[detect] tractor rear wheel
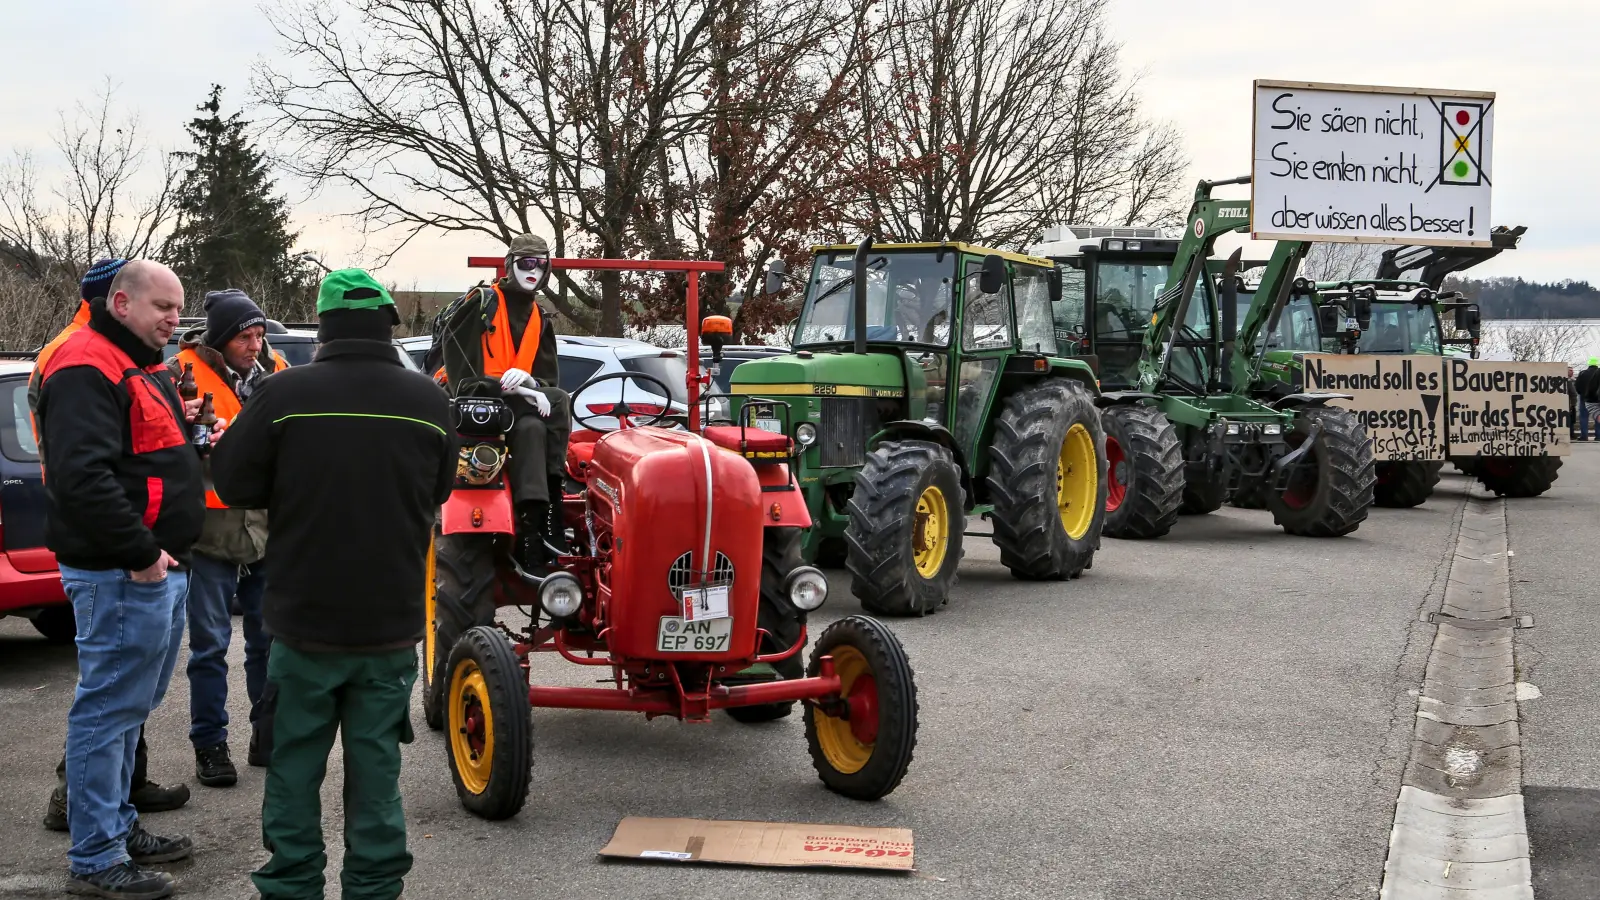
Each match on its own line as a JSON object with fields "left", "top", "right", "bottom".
{"left": 1268, "top": 408, "right": 1376, "bottom": 537}
{"left": 1474, "top": 456, "right": 1562, "bottom": 498}
{"left": 805, "top": 615, "right": 918, "bottom": 801}
{"left": 1100, "top": 405, "right": 1183, "bottom": 539}
{"left": 988, "top": 378, "right": 1106, "bottom": 580}
{"left": 1373, "top": 461, "right": 1443, "bottom": 508}
{"left": 445, "top": 626, "right": 532, "bottom": 820}
{"left": 725, "top": 526, "right": 807, "bottom": 724}
{"left": 845, "top": 441, "right": 964, "bottom": 616}
{"left": 425, "top": 531, "right": 498, "bottom": 731}
{"left": 1451, "top": 456, "right": 1482, "bottom": 477}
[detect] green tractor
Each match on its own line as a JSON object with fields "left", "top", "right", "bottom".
{"left": 720, "top": 239, "right": 1108, "bottom": 616}
{"left": 1035, "top": 177, "right": 1376, "bottom": 539}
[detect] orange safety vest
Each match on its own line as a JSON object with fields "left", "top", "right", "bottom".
{"left": 177, "top": 347, "right": 287, "bottom": 508}
{"left": 29, "top": 300, "right": 94, "bottom": 446}
{"left": 481, "top": 285, "right": 543, "bottom": 380}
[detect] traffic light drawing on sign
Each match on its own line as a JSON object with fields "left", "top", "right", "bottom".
{"left": 1430, "top": 99, "right": 1491, "bottom": 191}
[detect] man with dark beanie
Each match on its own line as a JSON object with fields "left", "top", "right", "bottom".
{"left": 211, "top": 269, "right": 454, "bottom": 900}
{"left": 166, "top": 288, "right": 289, "bottom": 787}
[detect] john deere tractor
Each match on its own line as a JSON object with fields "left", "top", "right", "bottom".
{"left": 720, "top": 239, "right": 1107, "bottom": 616}
{"left": 1035, "top": 177, "right": 1376, "bottom": 539}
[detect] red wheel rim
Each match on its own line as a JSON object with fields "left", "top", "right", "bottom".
{"left": 1105, "top": 435, "right": 1128, "bottom": 512}
{"left": 846, "top": 674, "right": 880, "bottom": 745}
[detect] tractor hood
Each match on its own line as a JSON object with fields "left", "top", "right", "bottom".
{"left": 727, "top": 351, "right": 907, "bottom": 398}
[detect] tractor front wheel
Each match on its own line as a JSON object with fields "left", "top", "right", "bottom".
{"left": 445, "top": 626, "right": 532, "bottom": 820}
{"left": 1474, "top": 456, "right": 1562, "bottom": 498}
{"left": 725, "top": 526, "right": 807, "bottom": 724}
{"left": 1268, "top": 408, "right": 1376, "bottom": 537}
{"left": 425, "top": 530, "right": 499, "bottom": 730}
{"left": 1373, "top": 461, "right": 1443, "bottom": 508}
{"left": 845, "top": 440, "right": 964, "bottom": 616}
{"left": 1100, "top": 405, "right": 1183, "bottom": 539}
{"left": 805, "top": 616, "right": 918, "bottom": 801}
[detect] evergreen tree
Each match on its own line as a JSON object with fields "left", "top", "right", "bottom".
{"left": 166, "top": 85, "right": 315, "bottom": 319}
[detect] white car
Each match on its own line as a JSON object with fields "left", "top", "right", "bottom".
{"left": 556, "top": 336, "right": 689, "bottom": 431}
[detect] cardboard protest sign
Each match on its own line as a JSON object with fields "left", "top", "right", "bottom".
{"left": 1302, "top": 354, "right": 1446, "bottom": 461}
{"left": 1252, "top": 81, "right": 1494, "bottom": 247}
{"left": 1442, "top": 358, "right": 1570, "bottom": 457}
{"left": 599, "top": 817, "right": 915, "bottom": 871}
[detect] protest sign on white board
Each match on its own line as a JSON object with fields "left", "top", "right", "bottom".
{"left": 1252, "top": 81, "right": 1494, "bottom": 247}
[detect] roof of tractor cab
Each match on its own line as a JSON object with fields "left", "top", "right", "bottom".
{"left": 811, "top": 241, "right": 1053, "bottom": 268}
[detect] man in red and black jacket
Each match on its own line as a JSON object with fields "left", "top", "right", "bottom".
{"left": 36, "top": 260, "right": 207, "bottom": 899}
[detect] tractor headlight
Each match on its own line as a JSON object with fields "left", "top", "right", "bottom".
{"left": 1264, "top": 423, "right": 1282, "bottom": 435}
{"left": 539, "top": 572, "right": 584, "bottom": 618}
{"left": 794, "top": 422, "right": 818, "bottom": 447}
{"left": 1225, "top": 422, "right": 1241, "bottom": 435}
{"left": 784, "top": 566, "right": 828, "bottom": 611}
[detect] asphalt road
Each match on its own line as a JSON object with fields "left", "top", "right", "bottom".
{"left": 0, "top": 454, "right": 1588, "bottom": 899}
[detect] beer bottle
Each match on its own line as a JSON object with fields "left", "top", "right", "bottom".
{"left": 179, "top": 362, "right": 198, "bottom": 403}
{"left": 193, "top": 391, "right": 216, "bottom": 456}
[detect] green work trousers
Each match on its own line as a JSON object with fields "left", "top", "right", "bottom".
{"left": 252, "top": 643, "right": 417, "bottom": 900}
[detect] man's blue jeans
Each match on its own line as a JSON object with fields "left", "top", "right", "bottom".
{"left": 187, "top": 554, "right": 271, "bottom": 749}
{"left": 61, "top": 565, "right": 187, "bottom": 875}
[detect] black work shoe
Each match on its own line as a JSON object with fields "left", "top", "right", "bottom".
{"left": 43, "top": 783, "right": 68, "bottom": 832}
{"left": 246, "top": 729, "right": 270, "bottom": 768}
{"left": 126, "top": 820, "right": 193, "bottom": 864}
{"left": 65, "top": 861, "right": 174, "bottom": 899}
{"left": 129, "top": 781, "right": 190, "bottom": 814}
{"left": 193, "top": 743, "right": 237, "bottom": 787}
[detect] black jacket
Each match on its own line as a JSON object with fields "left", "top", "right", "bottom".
{"left": 37, "top": 303, "right": 205, "bottom": 571}
{"left": 1577, "top": 366, "right": 1600, "bottom": 403}
{"left": 210, "top": 339, "right": 456, "bottom": 650}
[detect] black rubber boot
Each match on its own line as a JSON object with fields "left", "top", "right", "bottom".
{"left": 516, "top": 501, "right": 551, "bottom": 573}
{"left": 129, "top": 781, "right": 190, "bottom": 813}
{"left": 43, "top": 782, "right": 67, "bottom": 832}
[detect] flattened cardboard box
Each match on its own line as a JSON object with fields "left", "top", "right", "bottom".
{"left": 599, "top": 816, "right": 915, "bottom": 871}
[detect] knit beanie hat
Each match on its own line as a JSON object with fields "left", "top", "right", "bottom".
{"left": 80, "top": 258, "right": 127, "bottom": 302}
{"left": 203, "top": 289, "right": 268, "bottom": 350}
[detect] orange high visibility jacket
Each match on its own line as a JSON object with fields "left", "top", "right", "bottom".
{"left": 175, "top": 347, "right": 288, "bottom": 508}
{"left": 436, "top": 284, "right": 544, "bottom": 387}
{"left": 28, "top": 300, "right": 94, "bottom": 446}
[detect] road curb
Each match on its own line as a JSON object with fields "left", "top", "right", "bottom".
{"left": 1380, "top": 489, "right": 1532, "bottom": 900}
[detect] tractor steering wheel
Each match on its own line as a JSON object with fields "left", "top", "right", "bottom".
{"left": 570, "top": 371, "right": 676, "bottom": 432}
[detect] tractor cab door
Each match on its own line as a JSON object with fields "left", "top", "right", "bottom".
{"left": 950, "top": 255, "right": 1015, "bottom": 463}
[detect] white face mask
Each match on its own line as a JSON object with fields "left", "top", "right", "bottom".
{"left": 510, "top": 256, "right": 547, "bottom": 292}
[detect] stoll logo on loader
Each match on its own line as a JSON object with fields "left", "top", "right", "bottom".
{"left": 1218, "top": 206, "right": 1248, "bottom": 219}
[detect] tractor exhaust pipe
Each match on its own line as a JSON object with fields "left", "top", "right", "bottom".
{"left": 853, "top": 235, "right": 873, "bottom": 355}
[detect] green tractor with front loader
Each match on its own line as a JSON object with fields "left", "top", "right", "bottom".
{"left": 1034, "top": 177, "right": 1377, "bottom": 539}
{"left": 717, "top": 239, "right": 1108, "bottom": 616}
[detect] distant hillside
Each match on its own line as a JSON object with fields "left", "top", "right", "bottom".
{"left": 1444, "top": 276, "right": 1600, "bottom": 319}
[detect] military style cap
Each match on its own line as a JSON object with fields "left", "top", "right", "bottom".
{"left": 506, "top": 234, "right": 549, "bottom": 258}
{"left": 316, "top": 268, "right": 395, "bottom": 315}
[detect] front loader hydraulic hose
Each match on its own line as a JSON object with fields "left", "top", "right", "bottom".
{"left": 852, "top": 235, "right": 874, "bottom": 355}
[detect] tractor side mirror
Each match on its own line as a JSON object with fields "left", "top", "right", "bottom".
{"left": 1316, "top": 304, "right": 1342, "bottom": 336}
{"left": 764, "top": 259, "right": 787, "bottom": 295}
{"left": 1048, "top": 267, "right": 1063, "bottom": 303}
{"left": 1352, "top": 290, "right": 1374, "bottom": 331}
{"left": 1455, "top": 303, "right": 1481, "bottom": 337}
{"left": 979, "top": 254, "right": 1006, "bottom": 295}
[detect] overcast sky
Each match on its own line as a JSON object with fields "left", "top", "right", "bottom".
{"left": 2, "top": 0, "right": 1595, "bottom": 290}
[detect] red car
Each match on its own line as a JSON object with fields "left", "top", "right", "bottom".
{"left": 0, "top": 358, "right": 74, "bottom": 642}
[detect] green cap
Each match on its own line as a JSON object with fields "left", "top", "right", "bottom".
{"left": 1590, "top": 357, "right": 1598, "bottom": 367}
{"left": 316, "top": 268, "right": 394, "bottom": 315}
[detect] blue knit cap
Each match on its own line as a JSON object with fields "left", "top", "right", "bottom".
{"left": 80, "top": 258, "right": 127, "bottom": 301}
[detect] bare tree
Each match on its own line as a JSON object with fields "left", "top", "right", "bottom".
{"left": 1298, "top": 241, "right": 1384, "bottom": 282}
{"left": 0, "top": 86, "right": 178, "bottom": 349}
{"left": 1480, "top": 319, "right": 1593, "bottom": 365}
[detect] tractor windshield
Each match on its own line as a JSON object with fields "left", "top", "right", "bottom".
{"left": 1360, "top": 302, "right": 1442, "bottom": 354}
{"left": 794, "top": 251, "right": 953, "bottom": 347}
{"left": 1093, "top": 261, "right": 1171, "bottom": 341}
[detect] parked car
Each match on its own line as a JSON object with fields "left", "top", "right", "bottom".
{"left": 164, "top": 319, "right": 421, "bottom": 371}
{"left": 557, "top": 336, "right": 689, "bottom": 431}
{"left": 397, "top": 334, "right": 432, "bottom": 370}
{"left": 0, "top": 359, "right": 73, "bottom": 641}
{"left": 697, "top": 344, "right": 788, "bottom": 422}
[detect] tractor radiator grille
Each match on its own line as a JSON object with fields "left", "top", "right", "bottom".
{"left": 668, "top": 550, "right": 735, "bottom": 591}
{"left": 818, "top": 398, "right": 872, "bottom": 468}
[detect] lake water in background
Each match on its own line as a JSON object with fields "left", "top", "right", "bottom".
{"left": 1480, "top": 319, "right": 1600, "bottom": 367}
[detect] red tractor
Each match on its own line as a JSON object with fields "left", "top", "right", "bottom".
{"left": 422, "top": 257, "right": 919, "bottom": 820}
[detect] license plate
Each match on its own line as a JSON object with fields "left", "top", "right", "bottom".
{"left": 681, "top": 584, "right": 730, "bottom": 621}
{"left": 657, "top": 616, "right": 734, "bottom": 653}
{"left": 752, "top": 418, "right": 783, "bottom": 434}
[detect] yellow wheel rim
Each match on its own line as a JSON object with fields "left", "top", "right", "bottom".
{"left": 814, "top": 646, "right": 875, "bottom": 775}
{"left": 448, "top": 659, "right": 494, "bottom": 795}
{"left": 423, "top": 533, "right": 437, "bottom": 684}
{"left": 1058, "top": 423, "right": 1099, "bottom": 540}
{"left": 911, "top": 485, "right": 950, "bottom": 578}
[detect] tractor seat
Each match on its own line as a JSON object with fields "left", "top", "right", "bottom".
{"left": 565, "top": 429, "right": 604, "bottom": 482}
{"left": 702, "top": 425, "right": 793, "bottom": 457}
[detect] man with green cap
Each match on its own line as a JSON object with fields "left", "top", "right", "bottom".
{"left": 1577, "top": 357, "right": 1600, "bottom": 441}
{"left": 210, "top": 269, "right": 455, "bottom": 900}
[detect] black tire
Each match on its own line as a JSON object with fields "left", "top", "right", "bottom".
{"left": 845, "top": 441, "right": 963, "bottom": 616}
{"left": 804, "top": 615, "right": 918, "bottom": 801}
{"left": 725, "top": 527, "right": 807, "bottom": 724}
{"left": 987, "top": 379, "right": 1107, "bottom": 580}
{"left": 1180, "top": 474, "right": 1227, "bottom": 515}
{"left": 1373, "top": 461, "right": 1443, "bottom": 508}
{"left": 1474, "top": 456, "right": 1562, "bottom": 498}
{"left": 1100, "top": 405, "right": 1183, "bottom": 539}
{"left": 1450, "top": 456, "right": 1482, "bottom": 477}
{"left": 425, "top": 531, "right": 499, "bottom": 731}
{"left": 30, "top": 605, "right": 76, "bottom": 644}
{"left": 445, "top": 626, "right": 532, "bottom": 820}
{"left": 1268, "top": 408, "right": 1376, "bottom": 537}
